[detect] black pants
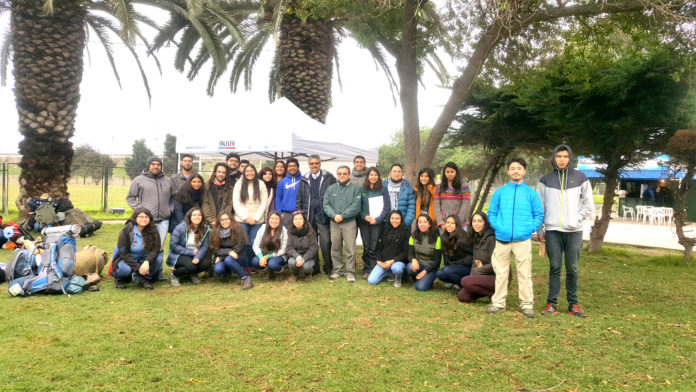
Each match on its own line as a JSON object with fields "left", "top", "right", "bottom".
{"left": 173, "top": 254, "right": 212, "bottom": 278}
{"left": 310, "top": 219, "right": 332, "bottom": 275}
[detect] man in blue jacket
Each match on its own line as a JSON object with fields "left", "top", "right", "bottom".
{"left": 486, "top": 158, "right": 544, "bottom": 318}
{"left": 276, "top": 158, "right": 302, "bottom": 227}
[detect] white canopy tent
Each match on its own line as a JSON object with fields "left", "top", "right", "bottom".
{"left": 176, "top": 97, "right": 378, "bottom": 162}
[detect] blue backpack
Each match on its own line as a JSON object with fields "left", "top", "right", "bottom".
{"left": 8, "top": 232, "right": 77, "bottom": 297}
{"left": 3, "top": 249, "right": 37, "bottom": 281}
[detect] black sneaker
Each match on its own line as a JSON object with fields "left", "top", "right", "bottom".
{"left": 142, "top": 280, "right": 154, "bottom": 290}
{"left": 114, "top": 280, "right": 127, "bottom": 289}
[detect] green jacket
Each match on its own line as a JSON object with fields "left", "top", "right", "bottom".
{"left": 323, "top": 181, "right": 362, "bottom": 221}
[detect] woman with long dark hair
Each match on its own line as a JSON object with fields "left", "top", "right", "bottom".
{"left": 359, "top": 166, "right": 390, "bottom": 278}
{"left": 406, "top": 214, "right": 442, "bottom": 291}
{"left": 258, "top": 166, "right": 277, "bottom": 218}
{"left": 251, "top": 211, "right": 288, "bottom": 280}
{"left": 210, "top": 212, "right": 253, "bottom": 290}
{"left": 166, "top": 207, "right": 211, "bottom": 286}
{"left": 172, "top": 173, "right": 205, "bottom": 231}
{"left": 285, "top": 211, "right": 318, "bottom": 282}
{"left": 414, "top": 168, "right": 437, "bottom": 225}
{"left": 113, "top": 208, "right": 162, "bottom": 290}
{"left": 434, "top": 162, "right": 472, "bottom": 228}
{"left": 367, "top": 210, "right": 410, "bottom": 287}
{"left": 436, "top": 214, "right": 473, "bottom": 288}
{"left": 274, "top": 160, "right": 287, "bottom": 185}
{"left": 458, "top": 211, "right": 502, "bottom": 303}
{"left": 233, "top": 164, "right": 268, "bottom": 246}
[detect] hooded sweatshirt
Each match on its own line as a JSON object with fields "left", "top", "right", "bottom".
{"left": 126, "top": 169, "right": 175, "bottom": 221}
{"left": 537, "top": 145, "right": 595, "bottom": 233}
{"left": 276, "top": 171, "right": 303, "bottom": 214}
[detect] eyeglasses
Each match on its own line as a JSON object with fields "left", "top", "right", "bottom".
{"left": 337, "top": 172, "right": 349, "bottom": 176}
{"left": 309, "top": 162, "right": 320, "bottom": 166}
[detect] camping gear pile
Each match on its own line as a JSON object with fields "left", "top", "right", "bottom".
{"left": 25, "top": 195, "right": 102, "bottom": 237}
{"left": 1, "top": 225, "right": 107, "bottom": 296}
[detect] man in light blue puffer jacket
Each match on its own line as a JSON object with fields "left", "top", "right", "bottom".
{"left": 486, "top": 158, "right": 544, "bottom": 318}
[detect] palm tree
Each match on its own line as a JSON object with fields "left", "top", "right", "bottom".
{"left": 152, "top": 0, "right": 424, "bottom": 124}
{"left": 0, "top": 0, "right": 159, "bottom": 215}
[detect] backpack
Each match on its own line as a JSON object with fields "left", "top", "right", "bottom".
{"left": 3, "top": 249, "right": 37, "bottom": 281}
{"left": 64, "top": 209, "right": 101, "bottom": 237}
{"left": 34, "top": 203, "right": 59, "bottom": 226}
{"left": 74, "top": 245, "right": 108, "bottom": 276}
{"left": 7, "top": 227, "right": 78, "bottom": 297}
{"left": 66, "top": 275, "right": 86, "bottom": 295}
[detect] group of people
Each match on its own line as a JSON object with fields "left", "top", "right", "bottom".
{"left": 117, "top": 144, "right": 593, "bottom": 318}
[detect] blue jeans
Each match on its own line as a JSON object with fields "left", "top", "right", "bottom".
{"left": 214, "top": 255, "right": 249, "bottom": 278}
{"left": 406, "top": 262, "right": 438, "bottom": 291}
{"left": 436, "top": 264, "right": 472, "bottom": 285}
{"left": 545, "top": 230, "right": 583, "bottom": 307}
{"left": 114, "top": 258, "right": 161, "bottom": 281}
{"left": 155, "top": 220, "right": 169, "bottom": 273}
{"left": 251, "top": 256, "right": 287, "bottom": 271}
{"left": 241, "top": 223, "right": 261, "bottom": 247}
{"left": 367, "top": 261, "right": 405, "bottom": 285}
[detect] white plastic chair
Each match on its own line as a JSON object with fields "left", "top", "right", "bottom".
{"left": 652, "top": 207, "right": 667, "bottom": 225}
{"left": 642, "top": 206, "right": 654, "bottom": 224}
{"left": 663, "top": 207, "right": 674, "bottom": 225}
{"left": 622, "top": 206, "right": 634, "bottom": 220}
{"left": 636, "top": 205, "right": 646, "bottom": 221}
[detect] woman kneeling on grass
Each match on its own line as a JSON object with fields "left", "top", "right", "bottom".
{"left": 458, "top": 212, "right": 500, "bottom": 302}
{"left": 210, "top": 212, "right": 253, "bottom": 290}
{"left": 114, "top": 208, "right": 162, "bottom": 290}
{"left": 286, "top": 211, "right": 318, "bottom": 283}
{"left": 251, "top": 211, "right": 288, "bottom": 280}
{"left": 436, "top": 214, "right": 473, "bottom": 290}
{"left": 167, "top": 207, "right": 211, "bottom": 287}
{"left": 367, "top": 210, "right": 410, "bottom": 287}
{"left": 406, "top": 214, "right": 442, "bottom": 291}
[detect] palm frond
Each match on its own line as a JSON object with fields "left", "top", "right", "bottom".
{"left": 366, "top": 43, "right": 398, "bottom": 104}
{"left": 0, "top": 28, "right": 11, "bottom": 86}
{"left": 92, "top": 11, "right": 152, "bottom": 103}
{"left": 424, "top": 50, "right": 450, "bottom": 86}
{"left": 334, "top": 50, "right": 342, "bottom": 93}
{"left": 267, "top": 48, "right": 280, "bottom": 101}
{"left": 42, "top": 0, "right": 53, "bottom": 15}
{"left": 149, "top": 14, "right": 189, "bottom": 52}
{"left": 229, "top": 26, "right": 271, "bottom": 92}
{"left": 85, "top": 15, "right": 123, "bottom": 89}
{"left": 108, "top": 0, "right": 140, "bottom": 44}
{"left": 186, "top": 0, "right": 206, "bottom": 17}
{"left": 174, "top": 25, "right": 201, "bottom": 72}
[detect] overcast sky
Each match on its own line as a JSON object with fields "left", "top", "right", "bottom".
{"left": 0, "top": 7, "right": 455, "bottom": 159}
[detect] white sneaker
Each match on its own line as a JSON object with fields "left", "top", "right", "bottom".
{"left": 346, "top": 274, "right": 356, "bottom": 283}
{"left": 394, "top": 275, "right": 402, "bottom": 288}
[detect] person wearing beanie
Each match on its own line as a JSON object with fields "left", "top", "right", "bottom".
{"left": 126, "top": 155, "right": 175, "bottom": 280}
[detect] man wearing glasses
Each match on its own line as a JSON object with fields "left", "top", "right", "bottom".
{"left": 297, "top": 155, "right": 336, "bottom": 275}
{"left": 323, "top": 166, "right": 362, "bottom": 283}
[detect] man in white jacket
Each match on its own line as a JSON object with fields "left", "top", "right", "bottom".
{"left": 537, "top": 145, "right": 594, "bottom": 318}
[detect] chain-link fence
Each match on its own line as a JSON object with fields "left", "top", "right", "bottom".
{"left": 0, "top": 163, "right": 216, "bottom": 216}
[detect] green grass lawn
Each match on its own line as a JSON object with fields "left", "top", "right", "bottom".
{"left": 0, "top": 225, "right": 694, "bottom": 391}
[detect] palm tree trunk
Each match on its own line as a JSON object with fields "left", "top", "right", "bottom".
{"left": 278, "top": 14, "right": 334, "bottom": 123}
{"left": 11, "top": 0, "right": 86, "bottom": 217}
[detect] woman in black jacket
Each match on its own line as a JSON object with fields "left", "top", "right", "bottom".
{"left": 286, "top": 211, "right": 318, "bottom": 283}
{"left": 367, "top": 210, "right": 410, "bottom": 287}
{"left": 436, "top": 214, "right": 473, "bottom": 289}
{"left": 113, "top": 208, "right": 161, "bottom": 290}
{"left": 172, "top": 173, "right": 205, "bottom": 232}
{"left": 458, "top": 211, "right": 499, "bottom": 302}
{"left": 210, "top": 212, "right": 253, "bottom": 290}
